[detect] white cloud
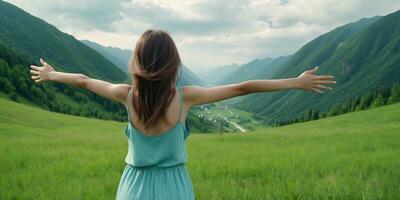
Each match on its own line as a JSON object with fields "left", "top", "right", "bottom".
{"left": 5, "top": 0, "right": 400, "bottom": 71}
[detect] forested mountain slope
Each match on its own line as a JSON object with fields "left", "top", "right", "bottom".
{"left": 0, "top": 1, "right": 126, "bottom": 82}
{"left": 236, "top": 12, "right": 400, "bottom": 123}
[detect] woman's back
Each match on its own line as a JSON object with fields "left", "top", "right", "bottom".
{"left": 126, "top": 86, "right": 187, "bottom": 136}
{"left": 123, "top": 86, "right": 190, "bottom": 167}
{"left": 116, "top": 85, "right": 194, "bottom": 200}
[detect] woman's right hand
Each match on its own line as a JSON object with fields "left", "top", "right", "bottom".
{"left": 30, "top": 58, "right": 56, "bottom": 83}
{"left": 295, "top": 66, "right": 336, "bottom": 93}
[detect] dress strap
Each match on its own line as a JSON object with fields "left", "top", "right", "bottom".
{"left": 177, "top": 86, "right": 183, "bottom": 121}
{"left": 126, "top": 89, "right": 133, "bottom": 124}
{"left": 177, "top": 86, "right": 191, "bottom": 139}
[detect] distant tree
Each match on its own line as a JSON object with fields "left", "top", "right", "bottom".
{"left": 342, "top": 99, "right": 354, "bottom": 114}
{"left": 0, "top": 59, "right": 8, "bottom": 75}
{"left": 371, "top": 94, "right": 385, "bottom": 108}
{"left": 388, "top": 83, "right": 400, "bottom": 104}
{"left": 351, "top": 96, "right": 361, "bottom": 112}
{"left": 312, "top": 109, "right": 319, "bottom": 120}
{"left": 328, "top": 104, "right": 341, "bottom": 116}
{"left": 73, "top": 92, "right": 90, "bottom": 103}
{"left": 356, "top": 92, "right": 374, "bottom": 110}
{"left": 0, "top": 77, "right": 15, "bottom": 94}
{"left": 9, "top": 92, "right": 19, "bottom": 102}
{"left": 17, "top": 82, "right": 29, "bottom": 98}
{"left": 308, "top": 109, "right": 313, "bottom": 121}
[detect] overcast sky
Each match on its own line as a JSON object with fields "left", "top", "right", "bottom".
{"left": 5, "top": 0, "right": 400, "bottom": 71}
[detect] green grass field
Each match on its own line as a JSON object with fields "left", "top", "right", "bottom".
{"left": 0, "top": 98, "right": 399, "bottom": 199}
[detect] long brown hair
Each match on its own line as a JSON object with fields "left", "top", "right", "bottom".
{"left": 128, "top": 29, "right": 181, "bottom": 129}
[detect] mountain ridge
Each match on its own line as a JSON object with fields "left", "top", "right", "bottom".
{"left": 235, "top": 12, "right": 400, "bottom": 123}
{"left": 81, "top": 40, "right": 131, "bottom": 73}
{"left": 0, "top": 1, "right": 127, "bottom": 82}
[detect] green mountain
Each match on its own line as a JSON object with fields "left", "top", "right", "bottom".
{"left": 180, "top": 65, "right": 206, "bottom": 86}
{"left": 0, "top": 1, "right": 127, "bottom": 82}
{"left": 0, "top": 42, "right": 128, "bottom": 121}
{"left": 197, "top": 63, "right": 241, "bottom": 85}
{"left": 251, "top": 56, "right": 291, "bottom": 80}
{"left": 81, "top": 40, "right": 131, "bottom": 73}
{"left": 199, "top": 55, "right": 290, "bottom": 86}
{"left": 236, "top": 12, "right": 400, "bottom": 123}
{"left": 217, "top": 56, "right": 291, "bottom": 85}
{"left": 0, "top": 1, "right": 132, "bottom": 122}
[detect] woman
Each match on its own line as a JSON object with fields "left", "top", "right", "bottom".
{"left": 29, "top": 29, "right": 335, "bottom": 199}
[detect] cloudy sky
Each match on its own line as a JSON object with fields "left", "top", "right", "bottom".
{"left": 5, "top": 0, "right": 400, "bottom": 72}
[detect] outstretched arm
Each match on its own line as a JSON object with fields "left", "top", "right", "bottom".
{"left": 184, "top": 66, "right": 335, "bottom": 106}
{"left": 30, "top": 58, "right": 130, "bottom": 104}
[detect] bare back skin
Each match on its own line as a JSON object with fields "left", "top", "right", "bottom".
{"left": 126, "top": 87, "right": 190, "bottom": 136}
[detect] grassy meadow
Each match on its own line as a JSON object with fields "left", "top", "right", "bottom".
{"left": 0, "top": 98, "right": 399, "bottom": 199}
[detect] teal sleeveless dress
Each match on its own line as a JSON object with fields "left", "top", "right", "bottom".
{"left": 116, "top": 86, "right": 194, "bottom": 200}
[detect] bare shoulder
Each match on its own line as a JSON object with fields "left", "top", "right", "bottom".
{"left": 181, "top": 85, "right": 194, "bottom": 98}
{"left": 121, "top": 84, "right": 132, "bottom": 91}
{"left": 181, "top": 85, "right": 203, "bottom": 106}
{"left": 116, "top": 84, "right": 132, "bottom": 105}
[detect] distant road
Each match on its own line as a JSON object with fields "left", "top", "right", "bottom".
{"left": 229, "top": 121, "right": 246, "bottom": 132}
{"left": 217, "top": 113, "right": 246, "bottom": 132}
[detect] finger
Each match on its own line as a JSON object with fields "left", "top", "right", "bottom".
{"left": 311, "top": 88, "right": 323, "bottom": 93}
{"left": 308, "top": 66, "right": 318, "bottom": 74}
{"left": 40, "top": 58, "right": 47, "bottom": 65}
{"left": 315, "top": 80, "right": 336, "bottom": 84}
{"left": 317, "top": 75, "right": 335, "bottom": 80}
{"left": 30, "top": 65, "right": 41, "bottom": 70}
{"left": 35, "top": 78, "right": 42, "bottom": 83}
{"left": 30, "top": 70, "right": 40, "bottom": 75}
{"left": 315, "top": 85, "right": 332, "bottom": 90}
{"left": 31, "top": 75, "right": 40, "bottom": 80}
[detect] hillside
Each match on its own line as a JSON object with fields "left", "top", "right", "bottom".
{"left": 180, "top": 65, "right": 206, "bottom": 86}
{"left": 0, "top": 1, "right": 132, "bottom": 122}
{"left": 0, "top": 38, "right": 128, "bottom": 121}
{"left": 81, "top": 40, "right": 131, "bottom": 73}
{"left": 197, "top": 63, "right": 241, "bottom": 85}
{"left": 217, "top": 55, "right": 291, "bottom": 85}
{"left": 0, "top": 1, "right": 126, "bottom": 82}
{"left": 198, "top": 56, "right": 290, "bottom": 85}
{"left": 236, "top": 12, "right": 400, "bottom": 123}
{"left": 1, "top": 98, "right": 399, "bottom": 199}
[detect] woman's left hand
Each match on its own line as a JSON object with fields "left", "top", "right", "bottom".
{"left": 30, "top": 58, "right": 55, "bottom": 83}
{"left": 295, "top": 66, "right": 336, "bottom": 93}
